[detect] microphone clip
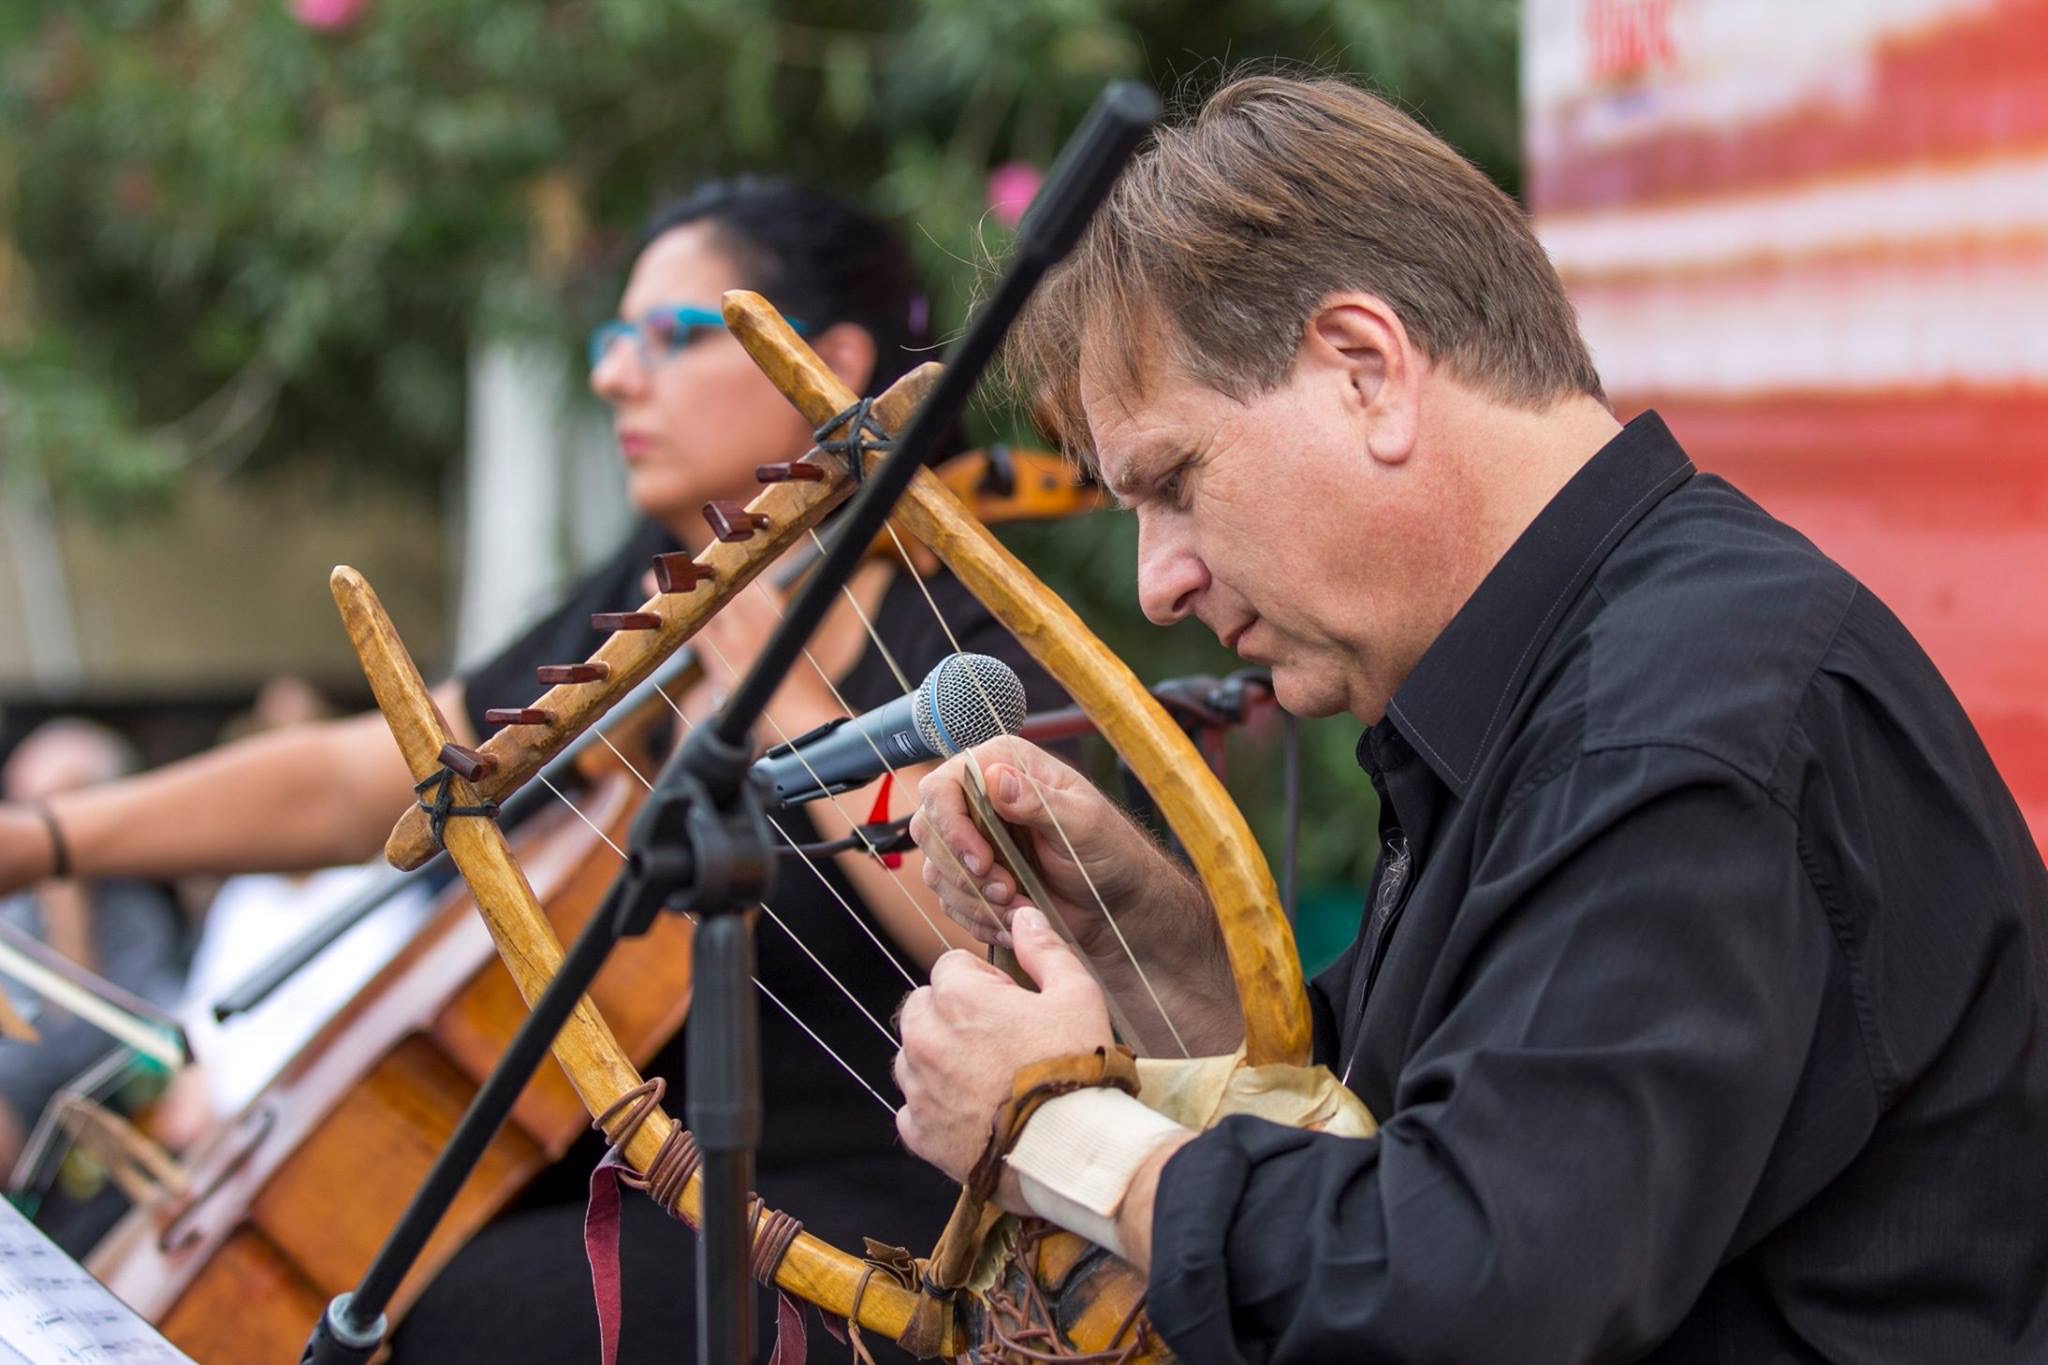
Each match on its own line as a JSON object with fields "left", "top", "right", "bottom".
{"left": 610, "top": 723, "right": 781, "bottom": 939}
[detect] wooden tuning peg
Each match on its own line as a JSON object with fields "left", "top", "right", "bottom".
{"left": 437, "top": 743, "right": 497, "bottom": 783}
{"left": 537, "top": 662, "right": 610, "bottom": 685}
{"left": 704, "top": 500, "right": 772, "bottom": 543}
{"left": 652, "top": 552, "right": 712, "bottom": 593}
{"left": 483, "top": 707, "right": 554, "bottom": 727}
{"left": 591, "top": 611, "right": 663, "bottom": 632}
{"left": 756, "top": 461, "right": 827, "bottom": 483}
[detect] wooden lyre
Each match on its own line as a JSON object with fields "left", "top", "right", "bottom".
{"left": 317, "top": 285, "right": 1368, "bottom": 1358}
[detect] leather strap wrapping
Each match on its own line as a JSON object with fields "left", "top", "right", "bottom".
{"left": 965, "top": 1046, "right": 1142, "bottom": 1208}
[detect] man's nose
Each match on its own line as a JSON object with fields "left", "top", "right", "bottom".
{"left": 1135, "top": 511, "right": 1207, "bottom": 627}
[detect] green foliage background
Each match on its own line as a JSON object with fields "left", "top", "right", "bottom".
{"left": 0, "top": 0, "right": 1520, "bottom": 896}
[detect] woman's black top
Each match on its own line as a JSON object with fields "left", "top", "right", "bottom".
{"left": 396, "top": 519, "right": 1065, "bottom": 1363}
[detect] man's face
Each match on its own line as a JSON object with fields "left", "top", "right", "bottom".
{"left": 1082, "top": 322, "right": 1456, "bottom": 723}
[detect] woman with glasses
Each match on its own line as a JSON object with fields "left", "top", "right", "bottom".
{"left": 396, "top": 176, "right": 1065, "bottom": 1363}
{"left": 0, "top": 178, "right": 1063, "bottom": 1361}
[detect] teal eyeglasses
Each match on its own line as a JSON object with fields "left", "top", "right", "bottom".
{"left": 587, "top": 305, "right": 808, "bottom": 373}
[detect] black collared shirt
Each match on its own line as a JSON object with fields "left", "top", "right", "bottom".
{"left": 1148, "top": 413, "right": 2048, "bottom": 1363}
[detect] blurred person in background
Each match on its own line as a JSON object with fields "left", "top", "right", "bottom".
{"left": 0, "top": 177, "right": 1062, "bottom": 1361}
{"left": 0, "top": 720, "right": 189, "bottom": 1173}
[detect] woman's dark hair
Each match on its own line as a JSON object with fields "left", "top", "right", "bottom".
{"left": 636, "top": 177, "right": 931, "bottom": 397}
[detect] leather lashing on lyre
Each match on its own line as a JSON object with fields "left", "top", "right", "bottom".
{"left": 586, "top": 1080, "right": 813, "bottom": 1364}
{"left": 982, "top": 1223, "right": 1153, "bottom": 1363}
{"left": 410, "top": 767, "right": 499, "bottom": 849}
{"left": 594, "top": 1082, "right": 808, "bottom": 1262}
{"left": 965, "top": 1047, "right": 1142, "bottom": 1213}
{"left": 812, "top": 397, "right": 894, "bottom": 489}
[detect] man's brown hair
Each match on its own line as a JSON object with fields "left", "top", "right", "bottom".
{"left": 1009, "top": 73, "right": 1604, "bottom": 457}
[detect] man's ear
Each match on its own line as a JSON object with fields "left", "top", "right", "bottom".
{"left": 1304, "top": 295, "right": 1420, "bottom": 467}
{"left": 810, "top": 322, "right": 881, "bottom": 395}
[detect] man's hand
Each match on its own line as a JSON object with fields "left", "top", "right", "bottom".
{"left": 894, "top": 905, "right": 1114, "bottom": 1206}
{"left": 908, "top": 739, "right": 1192, "bottom": 958}
{"left": 909, "top": 739, "right": 1248, "bottom": 1057}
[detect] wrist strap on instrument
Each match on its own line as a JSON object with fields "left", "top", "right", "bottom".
{"left": 919, "top": 1044, "right": 1143, "bottom": 1304}
{"left": 1008, "top": 1086, "right": 1188, "bottom": 1258}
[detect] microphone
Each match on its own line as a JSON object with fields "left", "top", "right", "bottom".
{"left": 756, "top": 653, "right": 1026, "bottom": 805}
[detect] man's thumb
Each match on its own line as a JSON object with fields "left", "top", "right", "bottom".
{"left": 986, "top": 762, "right": 1049, "bottom": 827}
{"left": 1010, "top": 905, "right": 1084, "bottom": 993}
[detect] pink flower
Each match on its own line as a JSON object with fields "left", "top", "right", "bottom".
{"left": 986, "top": 162, "right": 1044, "bottom": 230}
{"left": 292, "top": 0, "right": 367, "bottom": 32}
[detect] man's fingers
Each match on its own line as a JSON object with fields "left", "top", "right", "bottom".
{"left": 894, "top": 1104, "right": 922, "bottom": 1156}
{"left": 897, "top": 984, "right": 932, "bottom": 1036}
{"left": 915, "top": 761, "right": 995, "bottom": 879}
{"left": 980, "top": 761, "right": 1041, "bottom": 826}
{"left": 936, "top": 900, "right": 1009, "bottom": 946}
{"left": 1007, "top": 905, "right": 1091, "bottom": 997}
{"left": 974, "top": 737, "right": 1084, "bottom": 816}
{"left": 910, "top": 803, "right": 994, "bottom": 907}
{"left": 928, "top": 946, "right": 1008, "bottom": 989}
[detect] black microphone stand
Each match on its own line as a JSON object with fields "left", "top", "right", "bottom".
{"left": 300, "top": 80, "right": 1158, "bottom": 1365}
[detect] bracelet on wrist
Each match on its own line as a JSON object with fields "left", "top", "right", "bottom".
{"left": 31, "top": 803, "right": 72, "bottom": 880}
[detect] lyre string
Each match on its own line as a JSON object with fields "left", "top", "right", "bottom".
{"left": 538, "top": 773, "right": 626, "bottom": 859}
{"left": 640, "top": 662, "right": 922, "bottom": 980}
{"left": 753, "top": 972, "right": 896, "bottom": 1117}
{"left": 695, "top": 629, "right": 959, "bottom": 960}
{"left": 821, "top": 561, "right": 913, "bottom": 694}
{"left": 745, "top": 567, "right": 1013, "bottom": 948}
{"left": 529, "top": 714, "right": 905, "bottom": 1104}
{"left": 877, "top": 524, "right": 1192, "bottom": 1058}
{"left": 761, "top": 810, "right": 917, "bottom": 994}
{"left": 596, "top": 682, "right": 918, "bottom": 1004}
{"left": 754, "top": 899, "right": 899, "bottom": 1048}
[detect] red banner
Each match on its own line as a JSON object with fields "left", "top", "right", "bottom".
{"left": 1527, "top": 0, "right": 2048, "bottom": 844}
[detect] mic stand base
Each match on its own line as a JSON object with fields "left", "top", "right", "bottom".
{"left": 302, "top": 1294, "right": 385, "bottom": 1365}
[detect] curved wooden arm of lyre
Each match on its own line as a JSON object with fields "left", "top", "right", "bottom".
{"left": 381, "top": 364, "right": 944, "bottom": 872}
{"left": 721, "top": 289, "right": 1311, "bottom": 1068}
{"left": 333, "top": 566, "right": 944, "bottom": 1350}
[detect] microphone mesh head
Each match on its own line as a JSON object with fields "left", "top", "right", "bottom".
{"left": 912, "top": 653, "right": 1027, "bottom": 757}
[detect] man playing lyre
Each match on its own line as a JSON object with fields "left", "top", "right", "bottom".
{"left": 900, "top": 74, "right": 2048, "bottom": 1363}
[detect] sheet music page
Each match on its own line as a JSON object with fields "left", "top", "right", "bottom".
{"left": 0, "top": 1202, "right": 192, "bottom": 1363}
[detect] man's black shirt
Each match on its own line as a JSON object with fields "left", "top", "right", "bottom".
{"left": 1148, "top": 413, "right": 2048, "bottom": 1362}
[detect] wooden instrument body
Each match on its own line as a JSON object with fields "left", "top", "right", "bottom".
{"left": 86, "top": 748, "right": 689, "bottom": 1362}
